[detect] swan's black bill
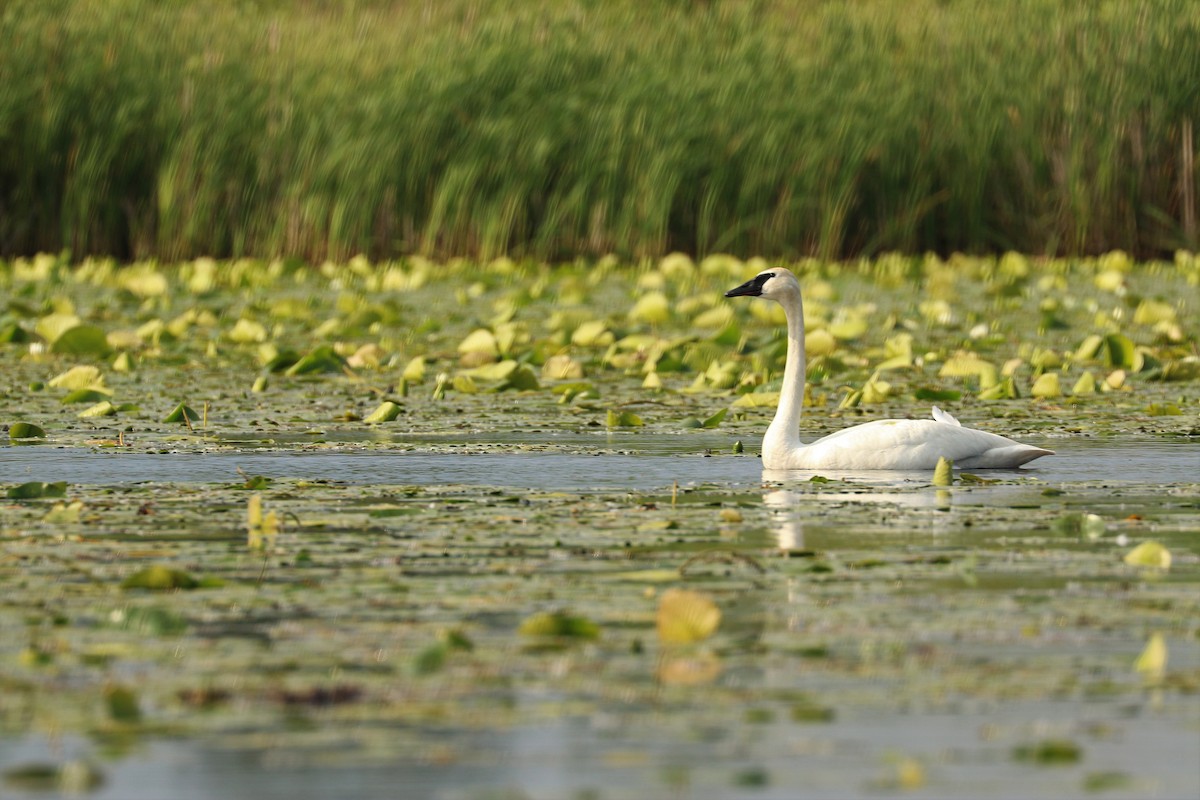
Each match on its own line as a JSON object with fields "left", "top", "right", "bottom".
{"left": 725, "top": 272, "right": 774, "bottom": 298}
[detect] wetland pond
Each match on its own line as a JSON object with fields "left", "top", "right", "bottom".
{"left": 2, "top": 254, "right": 1199, "bottom": 799}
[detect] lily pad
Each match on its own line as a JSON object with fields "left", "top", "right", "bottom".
{"left": 60, "top": 388, "right": 111, "bottom": 404}
{"left": 121, "top": 565, "right": 200, "bottom": 591}
{"left": 6, "top": 481, "right": 68, "bottom": 499}
{"left": 932, "top": 457, "right": 954, "bottom": 486}
{"left": 1030, "top": 372, "right": 1061, "bottom": 398}
{"left": 1133, "top": 632, "right": 1167, "bottom": 677}
{"left": 457, "top": 328, "right": 499, "bottom": 358}
{"left": 163, "top": 402, "right": 200, "bottom": 424}
{"left": 9, "top": 422, "right": 46, "bottom": 439}
{"left": 732, "top": 392, "right": 780, "bottom": 408}
{"left": 571, "top": 320, "right": 613, "bottom": 347}
{"left": 462, "top": 360, "right": 540, "bottom": 391}
{"left": 657, "top": 588, "right": 721, "bottom": 644}
{"left": 365, "top": 401, "right": 402, "bottom": 422}
{"left": 48, "top": 365, "right": 106, "bottom": 391}
{"left": 52, "top": 324, "right": 111, "bottom": 356}
{"left": 606, "top": 409, "right": 643, "bottom": 427}
{"left": 228, "top": 318, "right": 268, "bottom": 343}
{"left": 629, "top": 291, "right": 670, "bottom": 324}
{"left": 1103, "top": 333, "right": 1138, "bottom": 369}
{"left": 518, "top": 611, "right": 600, "bottom": 639}
{"left": 1012, "top": 739, "right": 1081, "bottom": 765}
{"left": 79, "top": 400, "right": 118, "bottom": 418}
{"left": 1124, "top": 541, "right": 1171, "bottom": 570}
{"left": 105, "top": 685, "right": 142, "bottom": 722}
{"left": 286, "top": 345, "right": 348, "bottom": 375}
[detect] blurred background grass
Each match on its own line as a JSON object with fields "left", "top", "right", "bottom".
{"left": 2, "top": 0, "right": 1198, "bottom": 262}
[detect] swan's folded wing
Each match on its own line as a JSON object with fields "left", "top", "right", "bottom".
{"left": 804, "top": 420, "right": 1049, "bottom": 470}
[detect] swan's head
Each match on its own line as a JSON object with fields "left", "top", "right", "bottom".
{"left": 724, "top": 267, "right": 800, "bottom": 303}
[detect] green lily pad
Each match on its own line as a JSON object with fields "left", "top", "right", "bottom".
{"left": 1012, "top": 739, "right": 1081, "bottom": 764}
{"left": 60, "top": 388, "right": 110, "bottom": 404}
{"left": 121, "top": 565, "right": 199, "bottom": 591}
{"left": 78, "top": 400, "right": 118, "bottom": 418}
{"left": 732, "top": 392, "right": 780, "bottom": 408}
{"left": 0, "top": 322, "right": 31, "bottom": 343}
{"left": 606, "top": 409, "right": 643, "bottom": 427}
{"left": 105, "top": 685, "right": 142, "bottom": 722}
{"left": 457, "top": 328, "right": 499, "bottom": 357}
{"left": 1133, "top": 632, "right": 1167, "bottom": 676}
{"left": 6, "top": 481, "right": 68, "bottom": 499}
{"left": 933, "top": 457, "right": 954, "bottom": 486}
{"left": 1071, "top": 371, "right": 1096, "bottom": 395}
{"left": 1103, "top": 333, "right": 1137, "bottom": 369}
{"left": 1030, "top": 372, "right": 1061, "bottom": 398}
{"left": 364, "top": 401, "right": 402, "bottom": 422}
{"left": 629, "top": 291, "right": 670, "bottom": 324}
{"left": 48, "top": 365, "right": 106, "bottom": 391}
{"left": 264, "top": 349, "right": 302, "bottom": 373}
{"left": 52, "top": 324, "right": 111, "bottom": 356}
{"left": 977, "top": 375, "right": 1018, "bottom": 400}
{"left": 571, "top": 320, "right": 612, "bottom": 347}
{"left": 518, "top": 611, "right": 600, "bottom": 639}
{"left": 657, "top": 588, "right": 721, "bottom": 644}
{"left": 163, "top": 402, "right": 200, "bottom": 424}
{"left": 9, "top": 422, "right": 46, "bottom": 439}
{"left": 1124, "top": 541, "right": 1171, "bottom": 569}
{"left": 286, "top": 345, "right": 347, "bottom": 375}
{"left": 227, "top": 318, "right": 268, "bottom": 343}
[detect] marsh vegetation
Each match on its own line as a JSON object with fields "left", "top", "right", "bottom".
{"left": 2, "top": 0, "right": 1199, "bottom": 261}
{"left": 1, "top": 252, "right": 1197, "bottom": 798}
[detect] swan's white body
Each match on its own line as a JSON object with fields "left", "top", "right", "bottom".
{"left": 726, "top": 268, "right": 1054, "bottom": 470}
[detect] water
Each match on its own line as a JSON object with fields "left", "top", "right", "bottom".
{"left": 0, "top": 438, "right": 1194, "bottom": 490}
{"left": 3, "top": 697, "right": 1198, "bottom": 800}
{"left": 2, "top": 435, "right": 1197, "bottom": 800}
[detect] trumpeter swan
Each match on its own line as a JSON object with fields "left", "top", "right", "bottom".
{"left": 725, "top": 268, "right": 1054, "bottom": 470}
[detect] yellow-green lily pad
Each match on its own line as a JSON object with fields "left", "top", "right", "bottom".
{"left": 9, "top": 422, "right": 46, "bottom": 440}
{"left": 121, "top": 565, "right": 199, "bottom": 591}
{"left": 657, "top": 588, "right": 721, "bottom": 644}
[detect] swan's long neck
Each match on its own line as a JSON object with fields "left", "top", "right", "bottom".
{"left": 763, "top": 289, "right": 805, "bottom": 464}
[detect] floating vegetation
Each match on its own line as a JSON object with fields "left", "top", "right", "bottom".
{"left": 1133, "top": 632, "right": 1168, "bottom": 680}
{"left": 656, "top": 589, "right": 721, "bottom": 644}
{"left": 933, "top": 457, "right": 955, "bottom": 486}
{"left": 0, "top": 253, "right": 1196, "bottom": 797}
{"left": 7, "top": 422, "right": 45, "bottom": 440}
{"left": 1124, "top": 541, "right": 1173, "bottom": 570}
{"left": 1012, "top": 739, "right": 1083, "bottom": 765}
{"left": 6, "top": 480, "right": 67, "bottom": 499}
{"left": 120, "top": 566, "right": 200, "bottom": 591}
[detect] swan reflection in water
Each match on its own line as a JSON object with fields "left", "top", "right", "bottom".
{"left": 761, "top": 471, "right": 956, "bottom": 551}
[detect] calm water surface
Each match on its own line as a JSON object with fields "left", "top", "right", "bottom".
{"left": 1, "top": 437, "right": 1195, "bottom": 489}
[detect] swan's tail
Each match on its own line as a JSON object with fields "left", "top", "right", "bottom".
{"left": 960, "top": 444, "right": 1055, "bottom": 469}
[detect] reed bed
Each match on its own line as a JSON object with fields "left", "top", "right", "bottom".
{"left": 1, "top": 0, "right": 1198, "bottom": 261}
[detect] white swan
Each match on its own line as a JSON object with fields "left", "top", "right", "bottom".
{"left": 725, "top": 268, "right": 1054, "bottom": 470}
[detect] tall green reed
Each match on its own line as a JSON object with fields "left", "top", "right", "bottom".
{"left": 1, "top": 0, "right": 1197, "bottom": 261}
